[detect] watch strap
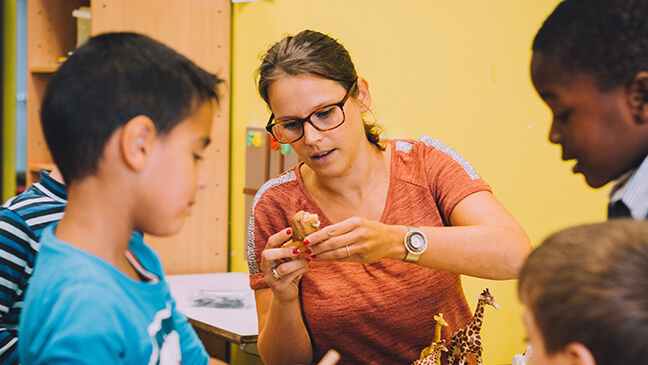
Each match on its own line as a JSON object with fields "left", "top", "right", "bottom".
{"left": 404, "top": 250, "right": 420, "bottom": 263}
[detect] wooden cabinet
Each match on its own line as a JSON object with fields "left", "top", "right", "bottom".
{"left": 26, "top": 0, "right": 87, "bottom": 183}
{"left": 26, "top": 0, "right": 230, "bottom": 274}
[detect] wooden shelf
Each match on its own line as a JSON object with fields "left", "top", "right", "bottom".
{"left": 28, "top": 162, "right": 55, "bottom": 184}
{"left": 28, "top": 162, "right": 55, "bottom": 173}
{"left": 29, "top": 64, "right": 61, "bottom": 74}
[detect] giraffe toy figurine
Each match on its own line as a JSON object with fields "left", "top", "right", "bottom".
{"left": 420, "top": 313, "right": 449, "bottom": 363}
{"left": 447, "top": 288, "right": 499, "bottom": 365}
{"left": 412, "top": 340, "right": 448, "bottom": 365}
{"left": 433, "top": 313, "right": 448, "bottom": 344}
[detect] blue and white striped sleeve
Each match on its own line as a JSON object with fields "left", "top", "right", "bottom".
{"left": 0, "top": 209, "right": 39, "bottom": 365}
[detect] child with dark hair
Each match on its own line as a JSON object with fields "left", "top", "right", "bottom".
{"left": 18, "top": 32, "right": 224, "bottom": 364}
{"left": 518, "top": 219, "right": 648, "bottom": 365}
{"left": 530, "top": 0, "right": 648, "bottom": 219}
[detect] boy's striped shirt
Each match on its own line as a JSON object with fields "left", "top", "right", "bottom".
{"left": 0, "top": 171, "right": 66, "bottom": 365}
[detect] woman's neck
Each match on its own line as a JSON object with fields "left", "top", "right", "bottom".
{"left": 302, "top": 141, "right": 391, "bottom": 219}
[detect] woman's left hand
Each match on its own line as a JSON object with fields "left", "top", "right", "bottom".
{"left": 302, "top": 217, "right": 406, "bottom": 263}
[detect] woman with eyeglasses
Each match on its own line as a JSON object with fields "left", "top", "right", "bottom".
{"left": 246, "top": 30, "right": 531, "bottom": 365}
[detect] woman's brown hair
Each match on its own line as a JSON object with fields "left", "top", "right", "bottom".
{"left": 257, "top": 30, "right": 383, "bottom": 149}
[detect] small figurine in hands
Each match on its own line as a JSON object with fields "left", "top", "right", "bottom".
{"left": 447, "top": 288, "right": 499, "bottom": 365}
{"left": 282, "top": 210, "right": 320, "bottom": 253}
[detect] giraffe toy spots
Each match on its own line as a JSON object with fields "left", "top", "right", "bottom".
{"left": 447, "top": 288, "right": 499, "bottom": 365}
{"left": 412, "top": 340, "right": 448, "bottom": 365}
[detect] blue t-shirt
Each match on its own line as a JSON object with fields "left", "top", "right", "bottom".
{"left": 18, "top": 225, "right": 208, "bottom": 364}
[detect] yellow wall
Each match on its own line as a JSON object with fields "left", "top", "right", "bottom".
{"left": 2, "top": 0, "right": 16, "bottom": 201}
{"left": 229, "top": 1, "right": 609, "bottom": 363}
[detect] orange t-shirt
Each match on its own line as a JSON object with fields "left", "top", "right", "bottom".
{"left": 247, "top": 137, "right": 491, "bottom": 364}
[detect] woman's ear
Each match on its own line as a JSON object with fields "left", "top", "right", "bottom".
{"left": 121, "top": 115, "right": 156, "bottom": 172}
{"left": 628, "top": 71, "right": 648, "bottom": 125}
{"left": 563, "top": 342, "right": 596, "bottom": 365}
{"left": 355, "top": 77, "right": 372, "bottom": 112}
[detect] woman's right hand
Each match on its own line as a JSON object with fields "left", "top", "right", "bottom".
{"left": 260, "top": 227, "right": 309, "bottom": 303}
{"left": 255, "top": 228, "right": 314, "bottom": 365}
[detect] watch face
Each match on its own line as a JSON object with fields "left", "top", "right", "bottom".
{"left": 410, "top": 233, "right": 425, "bottom": 250}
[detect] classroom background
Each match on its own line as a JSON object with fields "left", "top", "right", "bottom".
{"left": 2, "top": 1, "right": 609, "bottom": 364}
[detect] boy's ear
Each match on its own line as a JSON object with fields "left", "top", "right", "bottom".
{"left": 628, "top": 71, "right": 648, "bottom": 125}
{"left": 355, "top": 77, "right": 372, "bottom": 112}
{"left": 563, "top": 342, "right": 596, "bottom": 365}
{"left": 121, "top": 115, "right": 156, "bottom": 171}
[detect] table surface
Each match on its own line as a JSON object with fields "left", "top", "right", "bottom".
{"left": 166, "top": 272, "right": 259, "bottom": 345}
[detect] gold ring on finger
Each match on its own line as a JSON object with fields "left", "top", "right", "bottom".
{"left": 271, "top": 267, "right": 282, "bottom": 280}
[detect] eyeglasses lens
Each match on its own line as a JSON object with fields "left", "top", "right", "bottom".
{"left": 272, "top": 104, "right": 345, "bottom": 143}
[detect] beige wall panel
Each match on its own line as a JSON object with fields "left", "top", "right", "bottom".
{"left": 92, "top": 0, "right": 231, "bottom": 274}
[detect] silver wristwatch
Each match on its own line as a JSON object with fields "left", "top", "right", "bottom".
{"left": 403, "top": 226, "right": 428, "bottom": 263}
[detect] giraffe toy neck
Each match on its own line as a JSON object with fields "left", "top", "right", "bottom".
{"left": 434, "top": 324, "right": 443, "bottom": 343}
{"left": 469, "top": 300, "right": 486, "bottom": 332}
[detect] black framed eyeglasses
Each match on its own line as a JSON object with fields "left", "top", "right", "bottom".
{"left": 265, "top": 80, "right": 357, "bottom": 144}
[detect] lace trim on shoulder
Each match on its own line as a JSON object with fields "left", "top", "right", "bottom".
{"left": 247, "top": 170, "right": 297, "bottom": 274}
{"left": 395, "top": 136, "right": 480, "bottom": 180}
